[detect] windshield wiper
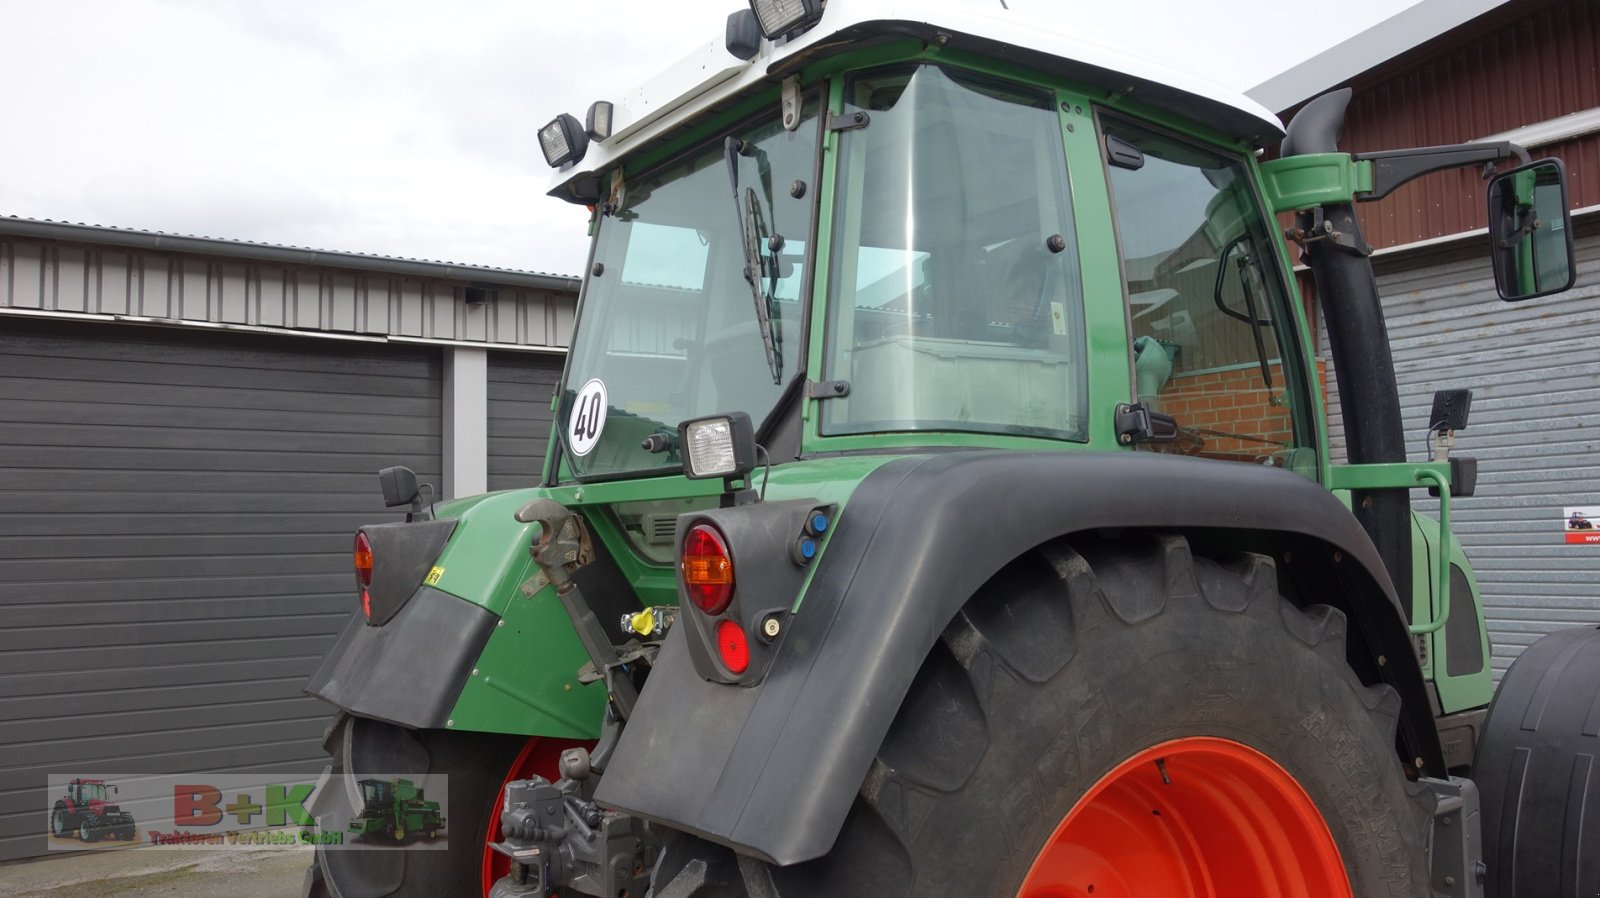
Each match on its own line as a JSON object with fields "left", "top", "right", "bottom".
{"left": 724, "top": 136, "right": 783, "bottom": 385}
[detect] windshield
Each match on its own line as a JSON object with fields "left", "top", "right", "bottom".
{"left": 557, "top": 99, "right": 819, "bottom": 479}
{"left": 822, "top": 65, "right": 1087, "bottom": 440}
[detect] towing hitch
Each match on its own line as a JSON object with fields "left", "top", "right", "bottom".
{"left": 487, "top": 751, "right": 654, "bottom": 898}
{"left": 490, "top": 499, "right": 665, "bottom": 897}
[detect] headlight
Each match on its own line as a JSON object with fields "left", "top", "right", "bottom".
{"left": 678, "top": 412, "right": 757, "bottom": 480}
{"left": 748, "top": 0, "right": 823, "bottom": 40}
{"left": 538, "top": 113, "right": 588, "bottom": 168}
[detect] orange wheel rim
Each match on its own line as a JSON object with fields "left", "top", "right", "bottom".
{"left": 1017, "top": 737, "right": 1351, "bottom": 898}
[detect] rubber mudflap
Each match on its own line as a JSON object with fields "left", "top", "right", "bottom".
{"left": 1475, "top": 626, "right": 1600, "bottom": 898}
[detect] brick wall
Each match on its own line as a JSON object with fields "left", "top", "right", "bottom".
{"left": 1156, "top": 359, "right": 1327, "bottom": 461}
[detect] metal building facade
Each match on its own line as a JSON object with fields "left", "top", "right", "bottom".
{"left": 1288, "top": 0, "right": 1600, "bottom": 677}
{"left": 1321, "top": 219, "right": 1600, "bottom": 677}
{"left": 0, "top": 219, "right": 578, "bottom": 861}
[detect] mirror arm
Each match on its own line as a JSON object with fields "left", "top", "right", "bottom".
{"left": 1354, "top": 141, "right": 1528, "bottom": 200}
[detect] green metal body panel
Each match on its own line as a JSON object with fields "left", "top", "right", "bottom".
{"left": 1330, "top": 463, "right": 1495, "bottom": 713}
{"left": 441, "top": 455, "right": 903, "bottom": 735}
{"left": 1408, "top": 513, "right": 1494, "bottom": 713}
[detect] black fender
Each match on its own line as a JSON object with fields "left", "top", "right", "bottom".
{"left": 594, "top": 450, "right": 1443, "bottom": 865}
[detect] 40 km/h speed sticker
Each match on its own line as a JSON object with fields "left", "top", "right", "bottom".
{"left": 568, "top": 378, "right": 608, "bottom": 457}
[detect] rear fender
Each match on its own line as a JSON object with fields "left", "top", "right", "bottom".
{"left": 307, "top": 491, "right": 640, "bottom": 737}
{"left": 594, "top": 451, "right": 1444, "bottom": 865}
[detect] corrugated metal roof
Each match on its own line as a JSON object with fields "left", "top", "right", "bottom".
{"left": 0, "top": 215, "right": 581, "bottom": 292}
{"left": 1249, "top": 0, "right": 1511, "bottom": 111}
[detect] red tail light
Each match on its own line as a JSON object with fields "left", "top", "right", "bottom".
{"left": 716, "top": 620, "right": 749, "bottom": 674}
{"left": 353, "top": 532, "right": 374, "bottom": 588}
{"left": 682, "top": 524, "right": 734, "bottom": 614}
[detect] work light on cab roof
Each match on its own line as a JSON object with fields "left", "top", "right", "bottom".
{"left": 748, "top": 0, "right": 823, "bottom": 39}
{"left": 540, "top": 101, "right": 615, "bottom": 169}
{"left": 538, "top": 113, "right": 587, "bottom": 168}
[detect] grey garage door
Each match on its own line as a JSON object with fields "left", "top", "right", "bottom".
{"left": 0, "top": 318, "right": 441, "bottom": 860}
{"left": 1322, "top": 220, "right": 1600, "bottom": 679}
{"left": 487, "top": 350, "right": 563, "bottom": 492}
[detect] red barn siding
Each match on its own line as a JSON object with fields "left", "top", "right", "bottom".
{"left": 1283, "top": 0, "right": 1600, "bottom": 251}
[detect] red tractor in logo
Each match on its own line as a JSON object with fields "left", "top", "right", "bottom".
{"left": 51, "top": 778, "right": 136, "bottom": 842}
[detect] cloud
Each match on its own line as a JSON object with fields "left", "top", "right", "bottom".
{"left": 0, "top": 0, "right": 1426, "bottom": 277}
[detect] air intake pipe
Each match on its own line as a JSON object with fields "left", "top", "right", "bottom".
{"left": 1282, "top": 88, "right": 1412, "bottom": 614}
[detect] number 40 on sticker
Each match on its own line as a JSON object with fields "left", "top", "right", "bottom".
{"left": 568, "top": 379, "right": 608, "bottom": 457}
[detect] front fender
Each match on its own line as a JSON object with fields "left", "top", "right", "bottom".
{"left": 594, "top": 450, "right": 1442, "bottom": 865}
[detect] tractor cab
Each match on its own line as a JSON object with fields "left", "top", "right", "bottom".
{"left": 536, "top": 0, "right": 1341, "bottom": 490}
{"left": 356, "top": 779, "right": 392, "bottom": 808}
{"left": 69, "top": 778, "right": 110, "bottom": 810}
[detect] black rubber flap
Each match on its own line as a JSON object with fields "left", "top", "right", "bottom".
{"left": 305, "top": 585, "right": 494, "bottom": 729}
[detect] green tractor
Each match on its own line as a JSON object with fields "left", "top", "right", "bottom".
{"left": 302, "top": 3, "right": 1599, "bottom": 897}
{"left": 347, "top": 778, "right": 444, "bottom": 843}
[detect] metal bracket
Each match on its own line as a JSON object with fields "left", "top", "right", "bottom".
{"left": 806, "top": 379, "right": 851, "bottom": 399}
{"left": 1284, "top": 210, "right": 1370, "bottom": 256}
{"left": 826, "top": 111, "right": 870, "bottom": 133}
{"left": 1421, "top": 776, "right": 1485, "bottom": 898}
{"left": 1114, "top": 403, "right": 1179, "bottom": 446}
{"left": 781, "top": 75, "right": 801, "bottom": 132}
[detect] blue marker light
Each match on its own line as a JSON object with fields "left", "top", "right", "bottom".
{"left": 810, "top": 512, "right": 829, "bottom": 534}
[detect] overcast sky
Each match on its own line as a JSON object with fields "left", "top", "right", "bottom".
{"left": 0, "top": 0, "right": 1426, "bottom": 278}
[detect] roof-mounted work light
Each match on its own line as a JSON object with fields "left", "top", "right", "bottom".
{"left": 539, "top": 113, "right": 588, "bottom": 168}
{"left": 678, "top": 411, "right": 757, "bottom": 481}
{"left": 747, "top": 0, "right": 823, "bottom": 40}
{"left": 585, "top": 101, "right": 614, "bottom": 142}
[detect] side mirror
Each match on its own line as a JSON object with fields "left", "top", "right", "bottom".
{"left": 378, "top": 465, "right": 421, "bottom": 509}
{"left": 1487, "top": 159, "right": 1576, "bottom": 301}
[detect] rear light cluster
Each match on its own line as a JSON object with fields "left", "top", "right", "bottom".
{"left": 682, "top": 523, "right": 746, "bottom": 673}
{"left": 353, "top": 531, "right": 374, "bottom": 620}
{"left": 679, "top": 505, "right": 832, "bottom": 681}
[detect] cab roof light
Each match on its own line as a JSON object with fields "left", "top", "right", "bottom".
{"left": 539, "top": 113, "right": 589, "bottom": 168}
{"left": 725, "top": 9, "right": 761, "bottom": 61}
{"left": 585, "top": 101, "right": 614, "bottom": 142}
{"left": 747, "top": 0, "right": 823, "bottom": 40}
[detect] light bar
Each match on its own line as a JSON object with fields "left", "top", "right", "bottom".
{"left": 748, "top": 0, "right": 823, "bottom": 40}
{"left": 678, "top": 412, "right": 757, "bottom": 480}
{"left": 585, "top": 101, "right": 613, "bottom": 141}
{"left": 539, "top": 113, "right": 588, "bottom": 168}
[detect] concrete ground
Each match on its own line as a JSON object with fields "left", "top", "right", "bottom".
{"left": 0, "top": 844, "right": 310, "bottom": 898}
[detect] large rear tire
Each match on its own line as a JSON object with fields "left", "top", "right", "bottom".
{"left": 767, "top": 533, "right": 1433, "bottom": 897}
{"left": 304, "top": 714, "right": 584, "bottom": 898}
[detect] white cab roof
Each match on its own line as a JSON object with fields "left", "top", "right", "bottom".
{"left": 548, "top": 0, "right": 1284, "bottom": 200}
